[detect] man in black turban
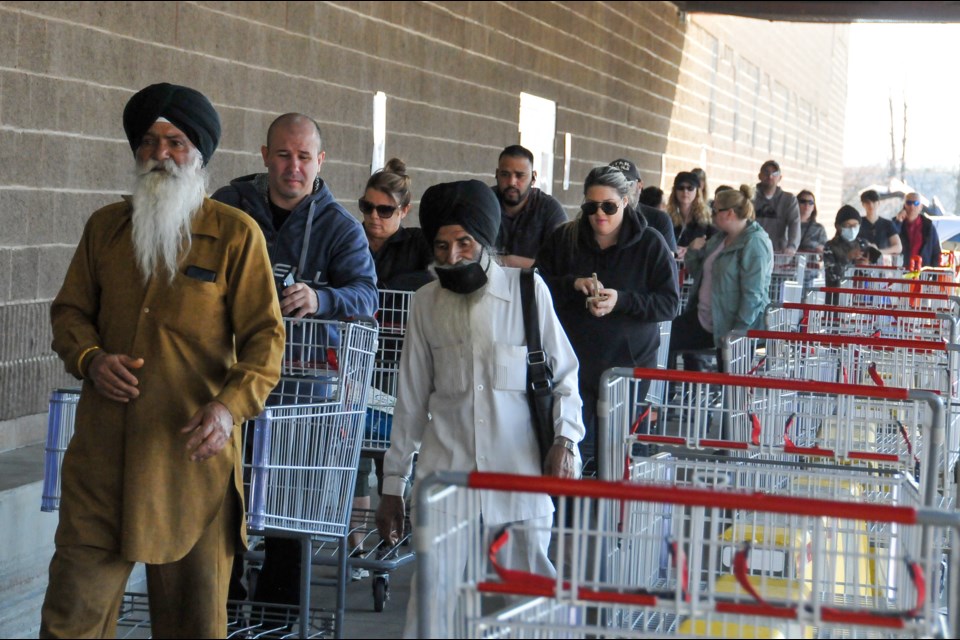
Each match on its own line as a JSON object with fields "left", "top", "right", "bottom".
{"left": 122, "top": 82, "right": 221, "bottom": 166}
{"left": 40, "top": 84, "right": 284, "bottom": 638}
{"left": 375, "top": 180, "right": 586, "bottom": 635}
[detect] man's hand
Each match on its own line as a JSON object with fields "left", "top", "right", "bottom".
{"left": 783, "top": 247, "right": 797, "bottom": 256}
{"left": 544, "top": 441, "right": 580, "bottom": 479}
{"left": 280, "top": 283, "right": 319, "bottom": 319}
{"left": 87, "top": 352, "right": 144, "bottom": 403}
{"left": 375, "top": 495, "right": 405, "bottom": 546}
{"left": 181, "top": 401, "right": 235, "bottom": 462}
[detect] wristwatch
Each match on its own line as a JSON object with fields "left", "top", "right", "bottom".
{"left": 553, "top": 436, "right": 576, "bottom": 453}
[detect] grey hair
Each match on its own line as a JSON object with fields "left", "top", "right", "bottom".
{"left": 584, "top": 165, "right": 630, "bottom": 199}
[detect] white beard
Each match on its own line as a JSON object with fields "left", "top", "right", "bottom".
{"left": 430, "top": 253, "right": 493, "bottom": 345}
{"left": 130, "top": 153, "right": 207, "bottom": 284}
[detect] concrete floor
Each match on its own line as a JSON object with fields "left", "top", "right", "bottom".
{"left": 112, "top": 491, "right": 415, "bottom": 639}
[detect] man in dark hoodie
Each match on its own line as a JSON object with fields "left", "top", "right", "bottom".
{"left": 213, "top": 113, "right": 377, "bottom": 322}
{"left": 212, "top": 113, "right": 377, "bottom": 613}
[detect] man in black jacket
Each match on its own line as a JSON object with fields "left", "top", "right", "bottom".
{"left": 493, "top": 144, "right": 569, "bottom": 267}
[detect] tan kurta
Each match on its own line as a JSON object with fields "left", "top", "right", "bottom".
{"left": 50, "top": 197, "right": 284, "bottom": 564}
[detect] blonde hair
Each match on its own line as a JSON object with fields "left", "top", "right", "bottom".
{"left": 713, "top": 185, "right": 756, "bottom": 221}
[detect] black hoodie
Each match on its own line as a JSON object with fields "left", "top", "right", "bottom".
{"left": 535, "top": 206, "right": 679, "bottom": 391}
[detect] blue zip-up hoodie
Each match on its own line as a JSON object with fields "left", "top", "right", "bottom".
{"left": 212, "top": 173, "right": 378, "bottom": 321}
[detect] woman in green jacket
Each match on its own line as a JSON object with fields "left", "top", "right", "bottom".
{"left": 669, "top": 184, "right": 773, "bottom": 370}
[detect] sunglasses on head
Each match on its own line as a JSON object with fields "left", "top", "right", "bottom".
{"left": 358, "top": 198, "right": 399, "bottom": 218}
{"left": 675, "top": 184, "right": 697, "bottom": 192}
{"left": 581, "top": 200, "right": 620, "bottom": 216}
{"left": 798, "top": 198, "right": 815, "bottom": 206}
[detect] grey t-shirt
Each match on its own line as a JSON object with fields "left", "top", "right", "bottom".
{"left": 697, "top": 242, "right": 726, "bottom": 333}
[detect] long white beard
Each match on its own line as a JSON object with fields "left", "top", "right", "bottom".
{"left": 131, "top": 154, "right": 207, "bottom": 284}
{"left": 430, "top": 253, "right": 493, "bottom": 345}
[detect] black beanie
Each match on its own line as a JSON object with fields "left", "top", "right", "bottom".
{"left": 123, "top": 83, "right": 221, "bottom": 166}
{"left": 419, "top": 180, "right": 501, "bottom": 248}
{"left": 836, "top": 205, "right": 861, "bottom": 226}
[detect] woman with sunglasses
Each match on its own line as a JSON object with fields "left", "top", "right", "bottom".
{"left": 536, "top": 166, "right": 679, "bottom": 467}
{"left": 796, "top": 190, "right": 827, "bottom": 253}
{"left": 668, "top": 185, "right": 772, "bottom": 371}
{"left": 667, "top": 171, "right": 716, "bottom": 258}
{"left": 360, "top": 158, "right": 434, "bottom": 291}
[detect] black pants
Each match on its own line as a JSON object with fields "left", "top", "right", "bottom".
{"left": 667, "top": 308, "right": 723, "bottom": 372}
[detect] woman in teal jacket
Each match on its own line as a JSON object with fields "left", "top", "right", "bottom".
{"left": 669, "top": 185, "right": 773, "bottom": 370}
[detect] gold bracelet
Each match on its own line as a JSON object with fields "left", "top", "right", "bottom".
{"left": 77, "top": 345, "right": 101, "bottom": 378}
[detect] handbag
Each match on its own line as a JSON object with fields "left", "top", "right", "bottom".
{"left": 519, "top": 268, "right": 555, "bottom": 467}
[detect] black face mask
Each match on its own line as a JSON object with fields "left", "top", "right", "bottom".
{"left": 435, "top": 255, "right": 488, "bottom": 294}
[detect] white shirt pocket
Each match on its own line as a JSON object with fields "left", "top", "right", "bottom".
{"left": 493, "top": 342, "right": 529, "bottom": 392}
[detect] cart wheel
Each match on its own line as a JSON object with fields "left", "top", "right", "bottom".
{"left": 373, "top": 575, "right": 389, "bottom": 612}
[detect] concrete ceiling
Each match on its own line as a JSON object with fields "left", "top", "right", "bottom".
{"left": 673, "top": 1, "right": 960, "bottom": 23}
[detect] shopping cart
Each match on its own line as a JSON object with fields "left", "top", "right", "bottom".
{"left": 765, "top": 302, "right": 959, "bottom": 342}
{"left": 596, "top": 368, "right": 946, "bottom": 509}
{"left": 815, "top": 287, "right": 960, "bottom": 315}
{"left": 238, "top": 318, "right": 377, "bottom": 638}
{"left": 40, "top": 388, "right": 80, "bottom": 512}
{"left": 364, "top": 289, "right": 413, "bottom": 452}
{"left": 849, "top": 276, "right": 960, "bottom": 294}
{"left": 846, "top": 263, "right": 912, "bottom": 280}
{"left": 355, "top": 289, "right": 418, "bottom": 611}
{"left": 724, "top": 329, "right": 960, "bottom": 482}
{"left": 797, "top": 251, "right": 825, "bottom": 303}
{"left": 414, "top": 470, "right": 959, "bottom": 638}
{"left": 769, "top": 252, "right": 805, "bottom": 305}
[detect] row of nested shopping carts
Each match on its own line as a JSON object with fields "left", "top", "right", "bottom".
{"left": 41, "top": 291, "right": 414, "bottom": 639}
{"left": 410, "top": 253, "right": 960, "bottom": 638}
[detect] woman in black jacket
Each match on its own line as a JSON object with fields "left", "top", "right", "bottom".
{"left": 536, "top": 166, "right": 679, "bottom": 467}
{"left": 361, "top": 158, "right": 434, "bottom": 292}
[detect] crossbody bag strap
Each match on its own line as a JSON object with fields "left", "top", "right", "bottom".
{"left": 520, "top": 269, "right": 551, "bottom": 391}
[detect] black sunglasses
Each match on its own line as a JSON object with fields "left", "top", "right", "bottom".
{"left": 675, "top": 184, "right": 697, "bottom": 192}
{"left": 798, "top": 198, "right": 815, "bottom": 206}
{"left": 358, "top": 198, "right": 399, "bottom": 218}
{"left": 581, "top": 200, "right": 620, "bottom": 216}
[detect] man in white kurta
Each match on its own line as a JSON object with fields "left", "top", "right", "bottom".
{"left": 376, "top": 179, "right": 584, "bottom": 636}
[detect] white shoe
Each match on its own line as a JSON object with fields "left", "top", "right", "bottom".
{"left": 351, "top": 566, "right": 369, "bottom": 581}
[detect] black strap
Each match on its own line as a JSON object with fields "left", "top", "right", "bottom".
{"left": 520, "top": 268, "right": 555, "bottom": 463}
{"left": 519, "top": 269, "right": 541, "bottom": 365}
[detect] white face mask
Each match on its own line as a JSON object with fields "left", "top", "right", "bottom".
{"left": 840, "top": 225, "right": 860, "bottom": 242}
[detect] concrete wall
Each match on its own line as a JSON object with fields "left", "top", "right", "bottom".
{"left": 0, "top": 1, "right": 848, "bottom": 439}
